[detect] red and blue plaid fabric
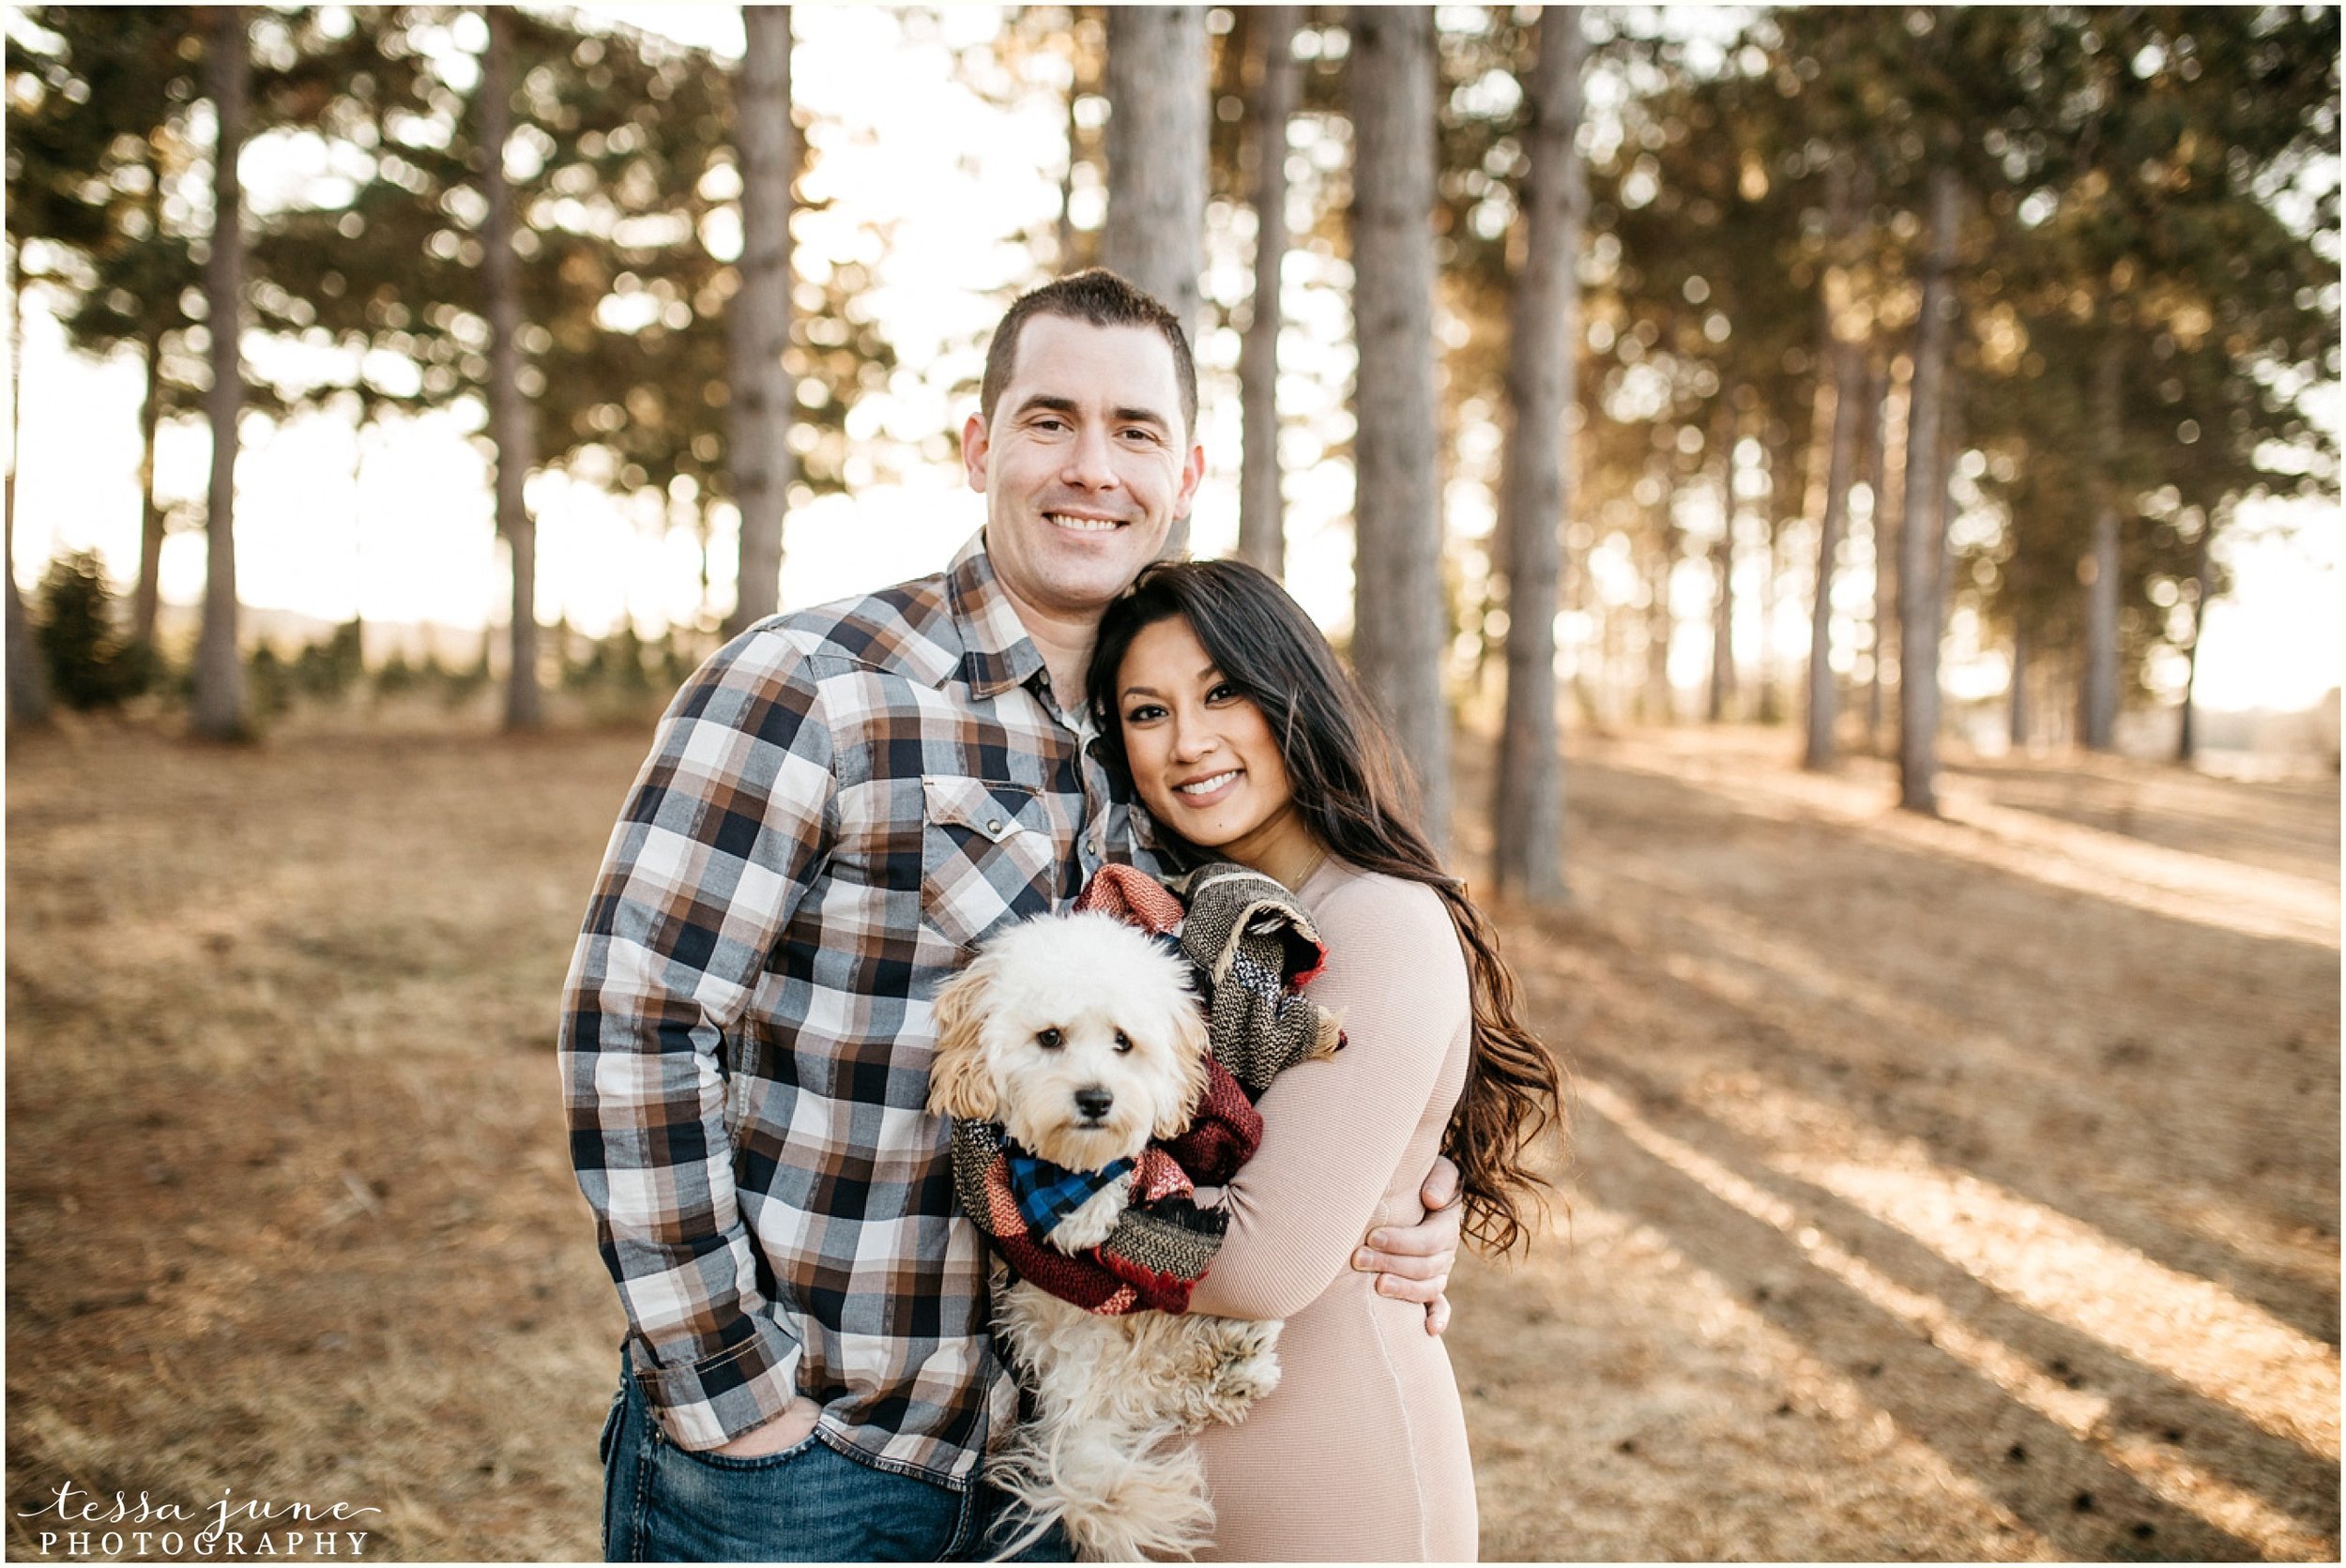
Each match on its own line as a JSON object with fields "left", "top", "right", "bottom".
{"left": 1003, "top": 1149, "right": 1137, "bottom": 1234}
{"left": 559, "top": 532, "right": 1160, "bottom": 1484}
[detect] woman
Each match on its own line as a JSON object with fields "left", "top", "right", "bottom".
{"left": 1087, "top": 559, "right": 1566, "bottom": 1561}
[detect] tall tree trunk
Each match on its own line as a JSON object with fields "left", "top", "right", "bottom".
{"left": 2008, "top": 617, "right": 2030, "bottom": 750}
{"left": 1706, "top": 399, "right": 1737, "bottom": 723}
{"left": 2176, "top": 515, "right": 2214, "bottom": 764}
{"left": 1348, "top": 5, "right": 1448, "bottom": 850}
{"left": 348, "top": 419, "right": 369, "bottom": 650}
{"left": 1864, "top": 353, "right": 1897, "bottom": 748}
{"left": 482, "top": 6, "right": 541, "bottom": 730}
{"left": 1237, "top": 5, "right": 1299, "bottom": 579}
{"left": 2080, "top": 333, "right": 2123, "bottom": 751}
{"left": 1059, "top": 71, "right": 1081, "bottom": 269}
{"left": 1897, "top": 168, "right": 1958, "bottom": 814}
{"left": 4, "top": 481, "right": 44, "bottom": 728}
{"left": 131, "top": 160, "right": 167, "bottom": 649}
{"left": 1490, "top": 6, "right": 1583, "bottom": 906}
{"left": 131, "top": 321, "right": 165, "bottom": 647}
{"left": 726, "top": 5, "right": 794, "bottom": 634}
{"left": 1102, "top": 7, "right": 1206, "bottom": 556}
{"left": 190, "top": 4, "right": 248, "bottom": 741}
{"left": 6, "top": 274, "right": 50, "bottom": 727}
{"left": 1757, "top": 484, "right": 1783, "bottom": 724}
{"left": 1058, "top": 9, "right": 1103, "bottom": 273}
{"left": 1803, "top": 159, "right": 1865, "bottom": 770}
{"left": 1643, "top": 507, "right": 1676, "bottom": 723}
{"left": 1707, "top": 535, "right": 1735, "bottom": 722}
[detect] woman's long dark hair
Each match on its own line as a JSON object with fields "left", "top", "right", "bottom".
{"left": 1089, "top": 559, "right": 1567, "bottom": 1255}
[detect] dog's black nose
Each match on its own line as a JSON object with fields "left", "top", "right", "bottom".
{"left": 1074, "top": 1087, "right": 1113, "bottom": 1120}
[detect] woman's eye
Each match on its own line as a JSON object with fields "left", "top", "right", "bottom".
{"left": 1113, "top": 1030, "right": 1133, "bottom": 1054}
{"left": 1036, "top": 1028, "right": 1062, "bottom": 1050}
{"left": 1207, "top": 683, "right": 1240, "bottom": 704}
{"left": 1124, "top": 704, "right": 1165, "bottom": 723}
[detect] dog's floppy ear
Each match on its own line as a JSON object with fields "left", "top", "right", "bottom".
{"left": 1151, "top": 993, "right": 1213, "bottom": 1139}
{"left": 925, "top": 953, "right": 998, "bottom": 1121}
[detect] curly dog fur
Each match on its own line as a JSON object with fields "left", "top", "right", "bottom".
{"left": 928, "top": 911, "right": 1283, "bottom": 1561}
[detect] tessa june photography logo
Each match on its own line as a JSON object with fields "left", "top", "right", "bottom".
{"left": 19, "top": 1481, "right": 380, "bottom": 1559}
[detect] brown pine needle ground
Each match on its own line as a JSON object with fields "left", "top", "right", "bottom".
{"left": 7, "top": 720, "right": 2337, "bottom": 1560}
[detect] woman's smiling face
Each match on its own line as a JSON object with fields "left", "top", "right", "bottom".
{"left": 1115, "top": 615, "right": 1318, "bottom": 885}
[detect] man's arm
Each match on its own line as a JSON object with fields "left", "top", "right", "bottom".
{"left": 558, "top": 633, "right": 836, "bottom": 1452}
{"left": 1350, "top": 1155, "right": 1461, "bottom": 1336}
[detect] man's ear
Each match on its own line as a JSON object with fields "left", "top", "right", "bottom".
{"left": 925, "top": 956, "right": 998, "bottom": 1121}
{"left": 961, "top": 412, "right": 992, "bottom": 495}
{"left": 1172, "top": 438, "right": 1206, "bottom": 521}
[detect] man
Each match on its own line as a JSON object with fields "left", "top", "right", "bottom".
{"left": 561, "top": 270, "right": 1458, "bottom": 1562}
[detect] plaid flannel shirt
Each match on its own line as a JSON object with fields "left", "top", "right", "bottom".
{"left": 559, "top": 531, "right": 1159, "bottom": 1485}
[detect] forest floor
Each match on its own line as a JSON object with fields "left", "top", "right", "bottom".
{"left": 7, "top": 717, "right": 2338, "bottom": 1561}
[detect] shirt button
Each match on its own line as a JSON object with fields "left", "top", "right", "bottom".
{"left": 986, "top": 818, "right": 1003, "bottom": 835}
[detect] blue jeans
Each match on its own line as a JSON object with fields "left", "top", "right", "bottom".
{"left": 599, "top": 1357, "right": 1073, "bottom": 1562}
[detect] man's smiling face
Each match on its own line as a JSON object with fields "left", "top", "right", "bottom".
{"left": 961, "top": 313, "right": 1206, "bottom": 623}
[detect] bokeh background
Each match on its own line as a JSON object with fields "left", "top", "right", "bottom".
{"left": 6, "top": 5, "right": 2338, "bottom": 1561}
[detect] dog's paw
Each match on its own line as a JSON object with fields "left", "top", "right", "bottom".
{"left": 1162, "top": 1317, "right": 1282, "bottom": 1429}
{"left": 1210, "top": 1321, "right": 1283, "bottom": 1410}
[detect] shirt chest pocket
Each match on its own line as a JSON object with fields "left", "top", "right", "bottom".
{"left": 921, "top": 774, "right": 1059, "bottom": 951}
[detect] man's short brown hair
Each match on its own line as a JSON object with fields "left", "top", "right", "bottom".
{"left": 978, "top": 269, "right": 1198, "bottom": 439}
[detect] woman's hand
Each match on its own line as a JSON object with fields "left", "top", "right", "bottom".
{"left": 1348, "top": 1155, "right": 1461, "bottom": 1335}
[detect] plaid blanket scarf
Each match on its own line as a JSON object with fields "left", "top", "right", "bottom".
{"left": 948, "top": 861, "right": 1345, "bottom": 1315}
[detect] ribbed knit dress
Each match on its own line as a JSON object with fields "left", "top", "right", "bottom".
{"left": 1183, "top": 857, "right": 1479, "bottom": 1561}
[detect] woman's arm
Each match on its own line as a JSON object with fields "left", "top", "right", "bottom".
{"left": 1187, "top": 875, "right": 1471, "bottom": 1321}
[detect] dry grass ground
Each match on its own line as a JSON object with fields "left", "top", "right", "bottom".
{"left": 6, "top": 718, "right": 2337, "bottom": 1561}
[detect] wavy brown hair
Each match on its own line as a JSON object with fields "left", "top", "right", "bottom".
{"left": 1089, "top": 559, "right": 1567, "bottom": 1254}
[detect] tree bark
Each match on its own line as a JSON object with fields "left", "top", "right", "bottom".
{"left": 1058, "top": 10, "right": 1104, "bottom": 274}
{"left": 1102, "top": 7, "right": 1206, "bottom": 330}
{"left": 1348, "top": 5, "right": 1448, "bottom": 850}
{"left": 1643, "top": 504, "right": 1676, "bottom": 723}
{"left": 6, "top": 277, "right": 50, "bottom": 727}
{"left": 1803, "top": 159, "right": 1865, "bottom": 771}
{"left": 2008, "top": 617, "right": 2030, "bottom": 750}
{"left": 1491, "top": 8, "right": 1583, "bottom": 905}
{"left": 131, "top": 321, "right": 165, "bottom": 648}
{"left": 1103, "top": 6, "right": 1207, "bottom": 557}
{"left": 1706, "top": 399, "right": 1737, "bottom": 723}
{"left": 2176, "top": 516, "right": 2214, "bottom": 764}
{"left": 190, "top": 5, "right": 248, "bottom": 740}
{"left": 1897, "top": 168, "right": 1958, "bottom": 814}
{"left": 1757, "top": 497, "right": 1782, "bottom": 725}
{"left": 2080, "top": 333, "right": 2123, "bottom": 751}
{"left": 482, "top": 6, "right": 541, "bottom": 730}
{"left": 726, "top": 5, "right": 794, "bottom": 634}
{"left": 131, "top": 163, "right": 167, "bottom": 649}
{"left": 1707, "top": 535, "right": 1735, "bottom": 721}
{"left": 1864, "top": 353, "right": 1896, "bottom": 748}
{"left": 1237, "top": 5, "right": 1299, "bottom": 579}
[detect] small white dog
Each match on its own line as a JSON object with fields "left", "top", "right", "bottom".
{"left": 928, "top": 910, "right": 1285, "bottom": 1561}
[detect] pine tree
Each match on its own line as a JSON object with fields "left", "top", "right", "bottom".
{"left": 1348, "top": 6, "right": 1450, "bottom": 849}
{"left": 1491, "top": 8, "right": 1586, "bottom": 905}
{"left": 190, "top": 4, "right": 248, "bottom": 741}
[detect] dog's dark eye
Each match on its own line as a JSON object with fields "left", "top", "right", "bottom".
{"left": 1114, "top": 1030, "right": 1133, "bottom": 1054}
{"left": 1036, "top": 1028, "right": 1063, "bottom": 1050}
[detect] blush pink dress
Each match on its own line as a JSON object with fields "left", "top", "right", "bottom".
{"left": 1183, "top": 858, "right": 1480, "bottom": 1561}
